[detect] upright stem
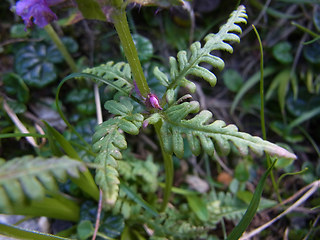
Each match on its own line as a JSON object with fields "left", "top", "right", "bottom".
{"left": 155, "top": 122, "right": 173, "bottom": 212}
{"left": 252, "top": 25, "right": 280, "bottom": 202}
{"left": 111, "top": 5, "right": 150, "bottom": 98}
{"left": 44, "top": 24, "right": 78, "bottom": 72}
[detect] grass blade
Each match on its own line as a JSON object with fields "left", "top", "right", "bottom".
{"left": 227, "top": 160, "right": 276, "bottom": 240}
{"left": 0, "top": 222, "right": 71, "bottom": 240}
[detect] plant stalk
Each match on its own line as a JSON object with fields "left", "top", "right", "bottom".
{"left": 252, "top": 25, "right": 281, "bottom": 202}
{"left": 111, "top": 6, "right": 150, "bottom": 98}
{"left": 44, "top": 24, "right": 78, "bottom": 72}
{"left": 155, "top": 122, "right": 173, "bottom": 212}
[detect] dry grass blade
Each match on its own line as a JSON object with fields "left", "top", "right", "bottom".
{"left": 239, "top": 180, "right": 320, "bottom": 239}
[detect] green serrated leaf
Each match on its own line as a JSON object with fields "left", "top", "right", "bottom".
{"left": 92, "top": 105, "right": 144, "bottom": 205}
{"left": 154, "top": 66, "right": 169, "bottom": 87}
{"left": 104, "top": 99, "right": 133, "bottom": 116}
{"left": 82, "top": 61, "right": 133, "bottom": 94}
{"left": 152, "top": 99, "right": 297, "bottom": 160}
{"left": 167, "top": 5, "right": 247, "bottom": 92}
{"left": 0, "top": 155, "right": 86, "bottom": 212}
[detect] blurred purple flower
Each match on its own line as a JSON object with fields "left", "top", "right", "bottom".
{"left": 15, "top": 0, "right": 59, "bottom": 29}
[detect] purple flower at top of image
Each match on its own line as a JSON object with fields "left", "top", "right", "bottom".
{"left": 15, "top": 0, "right": 60, "bottom": 29}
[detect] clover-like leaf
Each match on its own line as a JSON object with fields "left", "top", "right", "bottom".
{"left": 15, "top": 43, "right": 63, "bottom": 88}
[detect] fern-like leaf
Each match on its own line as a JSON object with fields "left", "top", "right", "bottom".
{"left": 83, "top": 61, "right": 133, "bottom": 93}
{"left": 0, "top": 155, "right": 86, "bottom": 213}
{"left": 92, "top": 99, "right": 143, "bottom": 205}
{"left": 154, "top": 5, "right": 247, "bottom": 96}
{"left": 145, "top": 99, "right": 296, "bottom": 160}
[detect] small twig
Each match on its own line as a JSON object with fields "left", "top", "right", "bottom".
{"left": 3, "top": 100, "right": 38, "bottom": 148}
{"left": 239, "top": 180, "right": 320, "bottom": 239}
{"left": 182, "top": 1, "right": 195, "bottom": 46}
{"left": 303, "top": 214, "right": 320, "bottom": 240}
{"left": 92, "top": 64, "right": 104, "bottom": 240}
{"left": 213, "top": 151, "right": 233, "bottom": 175}
{"left": 92, "top": 189, "right": 103, "bottom": 240}
{"left": 242, "top": 0, "right": 272, "bottom": 37}
{"left": 94, "top": 84, "right": 103, "bottom": 125}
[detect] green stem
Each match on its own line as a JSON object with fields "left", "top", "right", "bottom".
{"left": 44, "top": 24, "right": 78, "bottom": 72}
{"left": 155, "top": 122, "right": 173, "bottom": 212}
{"left": 111, "top": 6, "right": 150, "bottom": 98}
{"left": 252, "top": 25, "right": 281, "bottom": 202}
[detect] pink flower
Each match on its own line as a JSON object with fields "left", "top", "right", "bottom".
{"left": 15, "top": 0, "right": 59, "bottom": 29}
{"left": 145, "top": 93, "right": 162, "bottom": 110}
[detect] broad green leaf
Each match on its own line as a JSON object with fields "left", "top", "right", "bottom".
{"left": 235, "top": 162, "right": 249, "bottom": 182}
{"left": 99, "top": 214, "right": 124, "bottom": 239}
{"left": 237, "top": 190, "right": 253, "bottom": 205}
{"left": 277, "top": 69, "right": 291, "bottom": 115}
{"left": 304, "top": 42, "right": 320, "bottom": 64}
{"left": 274, "top": 157, "right": 294, "bottom": 169}
{"left": 272, "top": 42, "right": 293, "bottom": 64}
{"left": 15, "top": 43, "right": 62, "bottom": 88}
{"left": 223, "top": 69, "right": 244, "bottom": 92}
{"left": 227, "top": 161, "right": 276, "bottom": 240}
{"left": 10, "top": 24, "right": 30, "bottom": 38}
{"left": 74, "top": 0, "right": 106, "bottom": 21}
{"left": 121, "top": 34, "right": 153, "bottom": 63}
{"left": 5, "top": 99, "right": 26, "bottom": 114}
{"left": 186, "top": 195, "right": 209, "bottom": 221}
{"left": 61, "top": 37, "right": 79, "bottom": 53}
{"left": 286, "top": 89, "right": 320, "bottom": 117}
{"left": 3, "top": 73, "right": 29, "bottom": 103}
{"left": 77, "top": 220, "right": 94, "bottom": 240}
{"left": 313, "top": 5, "right": 320, "bottom": 31}
{"left": 65, "top": 88, "right": 96, "bottom": 116}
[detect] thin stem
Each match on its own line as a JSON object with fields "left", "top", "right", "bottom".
{"left": 111, "top": 7, "right": 150, "bottom": 98}
{"left": 44, "top": 24, "right": 77, "bottom": 72}
{"left": 92, "top": 189, "right": 103, "bottom": 240}
{"left": 155, "top": 121, "right": 173, "bottom": 212}
{"left": 252, "top": 25, "right": 281, "bottom": 202}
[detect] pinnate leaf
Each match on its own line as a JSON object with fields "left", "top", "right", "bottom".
{"left": 92, "top": 99, "right": 144, "bottom": 205}
{"left": 146, "top": 98, "right": 296, "bottom": 160}
{"left": 154, "top": 5, "right": 247, "bottom": 99}
{"left": 0, "top": 155, "right": 86, "bottom": 213}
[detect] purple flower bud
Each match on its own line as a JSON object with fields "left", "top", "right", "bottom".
{"left": 15, "top": 0, "right": 58, "bottom": 29}
{"left": 146, "top": 93, "right": 162, "bottom": 110}
{"left": 143, "top": 120, "right": 149, "bottom": 128}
